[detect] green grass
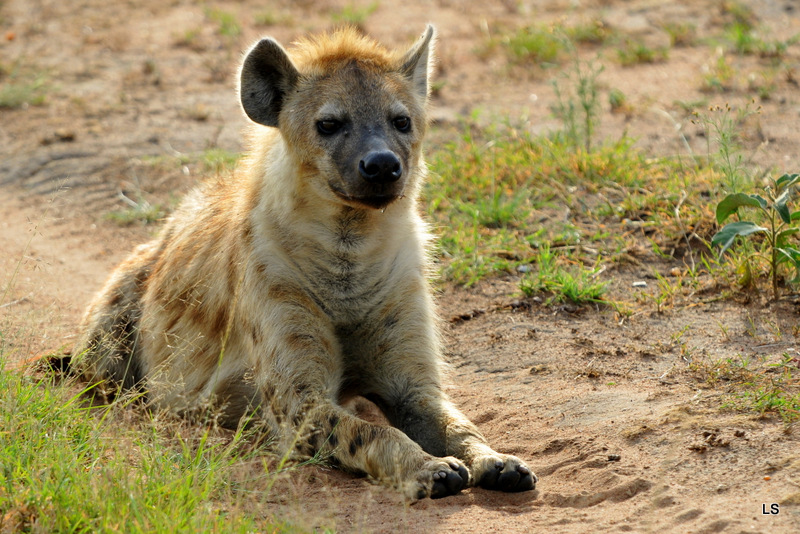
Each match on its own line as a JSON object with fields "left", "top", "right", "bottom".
{"left": 700, "top": 54, "right": 736, "bottom": 93}
{"left": 425, "top": 122, "right": 716, "bottom": 287}
{"left": 693, "top": 102, "right": 759, "bottom": 193}
{"left": 0, "top": 71, "right": 48, "bottom": 109}
{"left": 200, "top": 148, "right": 241, "bottom": 174}
{"left": 503, "top": 25, "right": 564, "bottom": 65}
{"left": 139, "top": 148, "right": 240, "bottom": 176}
{"left": 519, "top": 244, "right": 609, "bottom": 305}
{"left": 106, "top": 199, "right": 165, "bottom": 226}
{"left": 254, "top": 10, "right": 293, "bottom": 27}
{"left": 550, "top": 56, "right": 603, "bottom": 152}
{"left": 691, "top": 353, "right": 800, "bottom": 422}
{"left": 661, "top": 22, "right": 696, "bottom": 47}
{"left": 331, "top": 2, "right": 379, "bottom": 27}
{"left": 205, "top": 8, "right": 241, "bottom": 39}
{"left": 616, "top": 39, "right": 668, "bottom": 66}
{"left": 566, "top": 20, "right": 615, "bottom": 46}
{"left": 0, "top": 358, "right": 305, "bottom": 532}
{"left": 106, "top": 148, "right": 240, "bottom": 225}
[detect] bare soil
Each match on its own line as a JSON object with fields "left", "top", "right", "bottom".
{"left": 2, "top": 0, "right": 800, "bottom": 532}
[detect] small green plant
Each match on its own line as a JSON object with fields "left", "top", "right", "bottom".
{"left": 567, "top": 20, "right": 614, "bottom": 45}
{"left": 206, "top": 7, "right": 241, "bottom": 39}
{"left": 174, "top": 28, "right": 204, "bottom": 51}
{"left": 457, "top": 188, "right": 529, "bottom": 229}
{"left": 0, "top": 72, "right": 48, "bottom": 109}
{"left": 691, "top": 351, "right": 800, "bottom": 422}
{"left": 200, "top": 147, "right": 240, "bottom": 174}
{"left": 701, "top": 54, "right": 736, "bottom": 93}
{"left": 504, "top": 25, "right": 563, "bottom": 65}
{"left": 721, "top": 0, "right": 758, "bottom": 31}
{"left": 748, "top": 70, "right": 778, "bottom": 101}
{"left": 617, "top": 39, "right": 668, "bottom": 66}
{"left": 712, "top": 172, "right": 800, "bottom": 300}
{"left": 519, "top": 244, "right": 609, "bottom": 305}
{"left": 738, "top": 386, "right": 800, "bottom": 420}
{"left": 693, "top": 103, "right": 758, "bottom": 193}
{"left": 689, "top": 353, "right": 756, "bottom": 386}
{"left": 106, "top": 198, "right": 165, "bottom": 226}
{"left": 550, "top": 55, "right": 603, "bottom": 152}
{"left": 723, "top": 21, "right": 796, "bottom": 58}
{"left": 662, "top": 22, "right": 696, "bottom": 47}
{"left": 646, "top": 271, "right": 684, "bottom": 313}
{"left": 331, "top": 2, "right": 379, "bottom": 27}
{"left": 608, "top": 88, "right": 629, "bottom": 114}
{"left": 755, "top": 36, "right": 798, "bottom": 60}
{"left": 726, "top": 21, "right": 760, "bottom": 55}
{"left": 254, "top": 10, "right": 293, "bottom": 27}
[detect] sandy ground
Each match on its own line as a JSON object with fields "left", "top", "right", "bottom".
{"left": 2, "top": 0, "right": 800, "bottom": 532}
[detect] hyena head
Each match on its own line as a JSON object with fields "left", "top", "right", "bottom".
{"left": 240, "top": 26, "right": 435, "bottom": 210}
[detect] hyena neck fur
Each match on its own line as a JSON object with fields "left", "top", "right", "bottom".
{"left": 242, "top": 129, "right": 431, "bottom": 321}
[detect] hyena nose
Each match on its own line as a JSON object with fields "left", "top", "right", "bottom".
{"left": 359, "top": 151, "right": 403, "bottom": 184}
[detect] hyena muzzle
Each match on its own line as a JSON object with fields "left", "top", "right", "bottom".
{"left": 73, "top": 25, "right": 536, "bottom": 500}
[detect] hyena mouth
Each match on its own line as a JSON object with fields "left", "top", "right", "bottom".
{"left": 334, "top": 191, "right": 400, "bottom": 210}
{"left": 329, "top": 183, "right": 402, "bottom": 210}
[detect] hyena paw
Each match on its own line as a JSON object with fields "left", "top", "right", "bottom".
{"left": 407, "top": 457, "right": 469, "bottom": 500}
{"left": 472, "top": 453, "right": 537, "bottom": 492}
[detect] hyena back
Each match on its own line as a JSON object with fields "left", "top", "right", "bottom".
{"left": 74, "top": 26, "right": 536, "bottom": 500}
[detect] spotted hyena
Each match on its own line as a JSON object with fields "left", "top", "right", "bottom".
{"left": 74, "top": 26, "right": 536, "bottom": 500}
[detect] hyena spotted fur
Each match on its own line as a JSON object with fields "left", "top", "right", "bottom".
{"left": 74, "top": 26, "right": 536, "bottom": 500}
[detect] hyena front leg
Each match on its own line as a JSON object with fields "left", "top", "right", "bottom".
{"left": 368, "top": 382, "right": 536, "bottom": 493}
{"left": 242, "top": 284, "right": 469, "bottom": 500}
{"left": 289, "top": 400, "right": 470, "bottom": 500}
{"left": 366, "top": 300, "right": 537, "bottom": 492}
{"left": 441, "top": 398, "right": 537, "bottom": 492}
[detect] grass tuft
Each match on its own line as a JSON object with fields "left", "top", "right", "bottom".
{"left": 200, "top": 148, "right": 241, "bottom": 175}
{"left": 0, "top": 71, "right": 48, "bottom": 109}
{"left": 0, "top": 357, "right": 302, "bottom": 532}
{"left": 690, "top": 352, "right": 800, "bottom": 422}
{"left": 503, "top": 25, "right": 564, "bottom": 65}
{"left": 206, "top": 8, "right": 241, "bottom": 39}
{"left": 616, "top": 39, "right": 668, "bottom": 66}
{"left": 519, "top": 244, "right": 609, "bottom": 305}
{"left": 331, "top": 2, "right": 379, "bottom": 27}
{"left": 425, "top": 120, "right": 709, "bottom": 286}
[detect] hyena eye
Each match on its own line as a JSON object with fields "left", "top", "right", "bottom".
{"left": 317, "top": 119, "right": 343, "bottom": 135}
{"left": 392, "top": 116, "right": 411, "bottom": 133}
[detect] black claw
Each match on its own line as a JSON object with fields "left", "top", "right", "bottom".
{"left": 477, "top": 465, "right": 501, "bottom": 489}
{"left": 508, "top": 469, "right": 536, "bottom": 492}
{"left": 478, "top": 459, "right": 536, "bottom": 492}
{"left": 497, "top": 467, "right": 521, "bottom": 490}
{"left": 430, "top": 464, "right": 467, "bottom": 499}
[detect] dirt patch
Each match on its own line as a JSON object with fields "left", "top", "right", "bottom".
{"left": 2, "top": 0, "right": 800, "bottom": 532}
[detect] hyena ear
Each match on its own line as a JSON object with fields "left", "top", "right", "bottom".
{"left": 240, "top": 38, "right": 300, "bottom": 127}
{"left": 399, "top": 25, "right": 436, "bottom": 101}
